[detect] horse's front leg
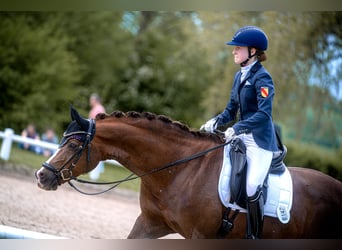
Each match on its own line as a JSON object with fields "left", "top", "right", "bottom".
{"left": 127, "top": 213, "right": 174, "bottom": 239}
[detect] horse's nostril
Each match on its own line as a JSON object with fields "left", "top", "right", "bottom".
{"left": 35, "top": 169, "right": 44, "bottom": 179}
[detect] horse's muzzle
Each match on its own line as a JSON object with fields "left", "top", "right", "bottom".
{"left": 35, "top": 167, "right": 59, "bottom": 191}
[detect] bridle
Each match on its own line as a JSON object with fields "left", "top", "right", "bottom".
{"left": 41, "top": 119, "right": 96, "bottom": 184}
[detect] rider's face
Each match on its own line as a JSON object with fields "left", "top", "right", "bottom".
{"left": 232, "top": 46, "right": 249, "bottom": 65}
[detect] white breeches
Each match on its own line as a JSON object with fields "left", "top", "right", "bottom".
{"left": 237, "top": 133, "right": 273, "bottom": 197}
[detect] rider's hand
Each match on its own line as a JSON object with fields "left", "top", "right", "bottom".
{"left": 224, "top": 127, "right": 236, "bottom": 142}
{"left": 200, "top": 118, "right": 217, "bottom": 133}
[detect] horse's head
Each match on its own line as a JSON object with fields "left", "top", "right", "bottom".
{"left": 36, "top": 107, "right": 99, "bottom": 190}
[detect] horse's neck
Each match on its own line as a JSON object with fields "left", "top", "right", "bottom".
{"left": 94, "top": 118, "right": 210, "bottom": 177}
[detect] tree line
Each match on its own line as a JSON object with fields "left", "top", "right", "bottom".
{"left": 0, "top": 11, "right": 341, "bottom": 150}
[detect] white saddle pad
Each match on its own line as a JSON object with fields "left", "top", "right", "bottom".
{"left": 218, "top": 144, "right": 293, "bottom": 224}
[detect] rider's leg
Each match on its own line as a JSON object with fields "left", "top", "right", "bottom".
{"left": 240, "top": 133, "right": 273, "bottom": 239}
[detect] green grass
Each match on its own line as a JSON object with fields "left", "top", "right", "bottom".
{"left": 5, "top": 145, "right": 140, "bottom": 192}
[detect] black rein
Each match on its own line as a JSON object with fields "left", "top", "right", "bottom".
{"left": 42, "top": 118, "right": 229, "bottom": 195}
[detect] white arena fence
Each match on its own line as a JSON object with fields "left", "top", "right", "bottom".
{"left": 0, "top": 128, "right": 122, "bottom": 166}
{"left": 0, "top": 225, "right": 67, "bottom": 239}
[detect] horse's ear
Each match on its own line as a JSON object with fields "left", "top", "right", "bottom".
{"left": 70, "top": 106, "right": 88, "bottom": 130}
{"left": 70, "top": 105, "right": 79, "bottom": 121}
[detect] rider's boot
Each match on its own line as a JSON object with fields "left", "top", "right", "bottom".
{"left": 246, "top": 187, "right": 264, "bottom": 239}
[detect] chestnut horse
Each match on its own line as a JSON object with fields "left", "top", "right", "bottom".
{"left": 36, "top": 107, "right": 342, "bottom": 238}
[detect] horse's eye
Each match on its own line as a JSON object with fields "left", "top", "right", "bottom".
{"left": 68, "top": 142, "right": 78, "bottom": 149}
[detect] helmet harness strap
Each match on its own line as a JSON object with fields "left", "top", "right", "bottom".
{"left": 240, "top": 47, "right": 257, "bottom": 67}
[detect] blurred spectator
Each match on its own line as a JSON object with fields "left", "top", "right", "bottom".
{"left": 88, "top": 93, "right": 106, "bottom": 180}
{"left": 89, "top": 93, "right": 106, "bottom": 119}
{"left": 41, "top": 128, "right": 58, "bottom": 157}
{"left": 20, "top": 124, "right": 41, "bottom": 154}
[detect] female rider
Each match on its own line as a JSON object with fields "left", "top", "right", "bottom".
{"left": 201, "top": 26, "right": 278, "bottom": 239}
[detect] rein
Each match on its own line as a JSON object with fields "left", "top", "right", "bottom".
{"left": 69, "top": 139, "right": 229, "bottom": 195}
{"left": 43, "top": 117, "right": 229, "bottom": 195}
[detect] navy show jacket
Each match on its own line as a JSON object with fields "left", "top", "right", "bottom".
{"left": 215, "top": 61, "right": 278, "bottom": 152}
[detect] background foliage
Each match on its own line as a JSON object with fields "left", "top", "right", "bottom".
{"left": 0, "top": 11, "right": 341, "bottom": 179}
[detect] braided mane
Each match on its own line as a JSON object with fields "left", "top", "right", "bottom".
{"left": 95, "top": 111, "right": 223, "bottom": 143}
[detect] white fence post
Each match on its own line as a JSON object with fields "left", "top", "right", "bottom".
{"left": 0, "top": 128, "right": 122, "bottom": 166}
{"left": 0, "top": 128, "right": 14, "bottom": 161}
